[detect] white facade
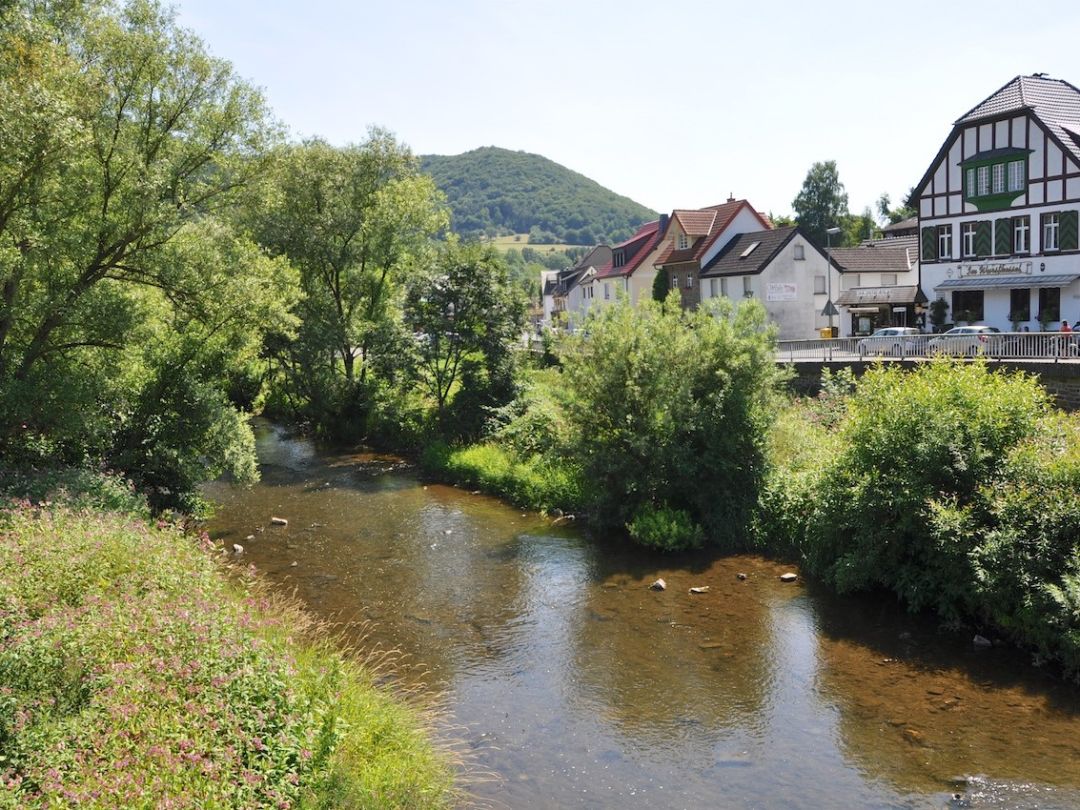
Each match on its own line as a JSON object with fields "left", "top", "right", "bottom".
{"left": 700, "top": 231, "right": 837, "bottom": 340}
{"left": 916, "top": 83, "right": 1080, "bottom": 332}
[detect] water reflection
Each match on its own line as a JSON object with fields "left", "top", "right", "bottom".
{"left": 204, "top": 422, "right": 1080, "bottom": 809}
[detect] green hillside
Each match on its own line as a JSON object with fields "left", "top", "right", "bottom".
{"left": 420, "top": 146, "right": 656, "bottom": 245}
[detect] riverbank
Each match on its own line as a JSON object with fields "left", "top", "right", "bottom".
{"left": 0, "top": 473, "right": 455, "bottom": 808}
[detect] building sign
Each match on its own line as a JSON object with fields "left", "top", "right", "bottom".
{"left": 766, "top": 282, "right": 797, "bottom": 301}
{"left": 955, "top": 261, "right": 1032, "bottom": 278}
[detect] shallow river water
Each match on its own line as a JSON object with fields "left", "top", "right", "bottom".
{"left": 204, "top": 422, "right": 1080, "bottom": 809}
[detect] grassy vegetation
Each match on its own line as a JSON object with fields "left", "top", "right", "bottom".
{"left": 485, "top": 235, "right": 589, "bottom": 253}
{"left": 0, "top": 481, "right": 455, "bottom": 808}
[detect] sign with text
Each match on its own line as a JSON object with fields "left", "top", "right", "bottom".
{"left": 766, "top": 282, "right": 797, "bottom": 301}
{"left": 957, "top": 261, "right": 1033, "bottom": 278}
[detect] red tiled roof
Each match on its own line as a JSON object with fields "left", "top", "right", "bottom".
{"left": 673, "top": 210, "right": 717, "bottom": 236}
{"left": 594, "top": 220, "right": 662, "bottom": 279}
{"left": 654, "top": 200, "right": 771, "bottom": 269}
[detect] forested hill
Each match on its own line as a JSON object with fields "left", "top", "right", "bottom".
{"left": 419, "top": 146, "right": 657, "bottom": 245}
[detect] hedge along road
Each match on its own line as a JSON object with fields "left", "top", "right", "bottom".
{"left": 204, "top": 421, "right": 1080, "bottom": 809}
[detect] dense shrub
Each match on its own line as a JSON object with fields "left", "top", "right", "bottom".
{"left": 803, "top": 361, "right": 1051, "bottom": 619}
{"left": 559, "top": 295, "right": 783, "bottom": 549}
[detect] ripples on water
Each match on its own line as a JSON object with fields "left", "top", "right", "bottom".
{"left": 204, "top": 422, "right": 1080, "bottom": 809}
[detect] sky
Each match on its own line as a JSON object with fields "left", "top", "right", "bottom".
{"left": 174, "top": 0, "right": 1080, "bottom": 221}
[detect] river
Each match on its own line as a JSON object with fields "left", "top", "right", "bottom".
{"left": 203, "top": 421, "right": 1080, "bottom": 809}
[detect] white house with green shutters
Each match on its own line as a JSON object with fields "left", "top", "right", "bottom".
{"left": 913, "top": 74, "right": 1080, "bottom": 331}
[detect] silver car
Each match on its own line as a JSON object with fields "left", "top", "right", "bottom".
{"left": 927, "top": 325, "right": 1001, "bottom": 356}
{"left": 856, "top": 327, "right": 921, "bottom": 357}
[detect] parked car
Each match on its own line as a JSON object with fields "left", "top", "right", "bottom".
{"left": 927, "top": 325, "right": 1002, "bottom": 356}
{"left": 856, "top": 327, "right": 922, "bottom": 357}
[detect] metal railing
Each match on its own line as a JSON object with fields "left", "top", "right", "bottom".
{"left": 777, "top": 331, "right": 1080, "bottom": 363}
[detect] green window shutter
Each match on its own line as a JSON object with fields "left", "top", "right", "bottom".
{"left": 921, "top": 226, "right": 937, "bottom": 261}
{"left": 995, "top": 219, "right": 1012, "bottom": 255}
{"left": 975, "top": 220, "right": 992, "bottom": 257}
{"left": 1062, "top": 210, "right": 1079, "bottom": 251}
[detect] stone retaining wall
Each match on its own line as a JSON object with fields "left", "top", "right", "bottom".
{"left": 784, "top": 360, "right": 1080, "bottom": 412}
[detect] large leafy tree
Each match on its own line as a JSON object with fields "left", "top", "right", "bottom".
{"left": 252, "top": 134, "right": 447, "bottom": 428}
{"left": 403, "top": 242, "right": 525, "bottom": 433}
{"left": 792, "top": 160, "right": 850, "bottom": 246}
{"left": 0, "top": 0, "right": 295, "bottom": 507}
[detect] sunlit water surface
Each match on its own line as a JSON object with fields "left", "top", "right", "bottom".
{"left": 203, "top": 422, "right": 1080, "bottom": 809}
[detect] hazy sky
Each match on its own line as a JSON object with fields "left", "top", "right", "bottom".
{"left": 175, "top": 0, "right": 1080, "bottom": 219}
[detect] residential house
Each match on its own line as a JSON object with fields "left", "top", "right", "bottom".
{"left": 913, "top": 74, "right": 1080, "bottom": 332}
{"left": 698, "top": 226, "right": 839, "bottom": 340}
{"left": 540, "top": 245, "right": 612, "bottom": 330}
{"left": 831, "top": 235, "right": 925, "bottom": 336}
{"left": 591, "top": 220, "right": 664, "bottom": 308}
{"left": 653, "top": 199, "right": 773, "bottom": 309}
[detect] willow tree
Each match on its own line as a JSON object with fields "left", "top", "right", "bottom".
{"left": 252, "top": 134, "right": 448, "bottom": 429}
{"left": 0, "top": 0, "right": 296, "bottom": 507}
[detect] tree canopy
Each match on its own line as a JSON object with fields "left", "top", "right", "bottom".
{"left": 792, "top": 160, "right": 849, "bottom": 246}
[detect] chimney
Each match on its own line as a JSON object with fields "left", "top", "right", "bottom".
{"left": 727, "top": 192, "right": 735, "bottom": 203}
{"left": 658, "top": 213, "right": 669, "bottom": 234}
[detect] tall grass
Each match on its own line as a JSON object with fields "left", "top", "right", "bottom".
{"left": 0, "top": 500, "right": 455, "bottom": 808}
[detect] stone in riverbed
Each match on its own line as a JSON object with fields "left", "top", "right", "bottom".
{"left": 689, "top": 586, "right": 710, "bottom": 594}
{"left": 649, "top": 578, "right": 667, "bottom": 591}
{"left": 232, "top": 544, "right": 244, "bottom": 555}
{"left": 245, "top": 534, "right": 255, "bottom": 541}
{"left": 271, "top": 516, "right": 288, "bottom": 526}
{"left": 973, "top": 634, "right": 992, "bottom": 648}
{"left": 779, "top": 572, "right": 798, "bottom": 583}
{"left": 736, "top": 573, "right": 747, "bottom": 581}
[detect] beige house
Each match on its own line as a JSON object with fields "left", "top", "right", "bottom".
{"left": 653, "top": 199, "right": 773, "bottom": 309}
{"left": 591, "top": 220, "right": 664, "bottom": 308}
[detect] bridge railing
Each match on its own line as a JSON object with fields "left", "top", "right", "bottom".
{"left": 777, "top": 331, "right": 1080, "bottom": 363}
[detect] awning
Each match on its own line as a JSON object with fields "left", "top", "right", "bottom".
{"left": 848, "top": 307, "right": 881, "bottom": 315}
{"left": 835, "top": 285, "right": 925, "bottom": 306}
{"left": 935, "top": 273, "right": 1080, "bottom": 290}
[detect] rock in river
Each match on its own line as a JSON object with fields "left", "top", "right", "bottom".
{"left": 973, "top": 634, "right": 993, "bottom": 648}
{"left": 232, "top": 543, "right": 244, "bottom": 555}
{"left": 736, "top": 573, "right": 748, "bottom": 581}
{"left": 649, "top": 578, "right": 667, "bottom": 591}
{"left": 271, "top": 516, "right": 288, "bottom": 526}
{"left": 689, "top": 586, "right": 710, "bottom": 594}
{"left": 779, "top": 573, "right": 798, "bottom": 583}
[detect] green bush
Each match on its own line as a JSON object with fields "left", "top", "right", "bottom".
{"left": 559, "top": 294, "right": 783, "bottom": 549}
{"left": 803, "top": 360, "right": 1050, "bottom": 619}
{"left": 627, "top": 505, "right": 704, "bottom": 551}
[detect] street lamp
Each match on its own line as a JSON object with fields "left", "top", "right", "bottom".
{"left": 823, "top": 226, "right": 842, "bottom": 336}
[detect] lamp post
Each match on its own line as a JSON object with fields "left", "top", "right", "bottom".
{"left": 824, "top": 226, "right": 842, "bottom": 337}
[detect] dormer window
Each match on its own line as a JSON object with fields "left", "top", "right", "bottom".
{"left": 677, "top": 233, "right": 689, "bottom": 250}
{"left": 613, "top": 250, "right": 625, "bottom": 268}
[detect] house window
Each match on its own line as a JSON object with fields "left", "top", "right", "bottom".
{"left": 977, "top": 165, "right": 990, "bottom": 196}
{"left": 965, "top": 168, "right": 976, "bottom": 198}
{"left": 961, "top": 222, "right": 978, "bottom": 257}
{"left": 686, "top": 274, "right": 693, "bottom": 289}
{"left": 677, "top": 233, "right": 689, "bottom": 250}
{"left": 613, "top": 250, "right": 625, "bottom": 268}
{"left": 814, "top": 275, "right": 826, "bottom": 294}
{"left": 1043, "top": 213, "right": 1060, "bottom": 252}
{"left": 1008, "top": 160, "right": 1024, "bottom": 192}
{"left": 604, "top": 282, "right": 610, "bottom": 300}
{"left": 743, "top": 276, "right": 752, "bottom": 297}
{"left": 720, "top": 277, "right": 728, "bottom": 297}
{"left": 952, "top": 289, "right": 984, "bottom": 322}
{"left": 1039, "top": 287, "right": 1061, "bottom": 322}
{"left": 1009, "top": 288, "right": 1030, "bottom": 322}
{"left": 671, "top": 273, "right": 677, "bottom": 289}
{"left": 992, "top": 163, "right": 1005, "bottom": 194}
{"left": 793, "top": 244, "right": 805, "bottom": 260}
{"left": 709, "top": 278, "right": 718, "bottom": 297}
{"left": 937, "top": 225, "right": 953, "bottom": 259}
{"left": 881, "top": 273, "right": 897, "bottom": 287}
{"left": 849, "top": 273, "right": 861, "bottom": 288}
{"left": 1014, "top": 216, "right": 1030, "bottom": 253}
